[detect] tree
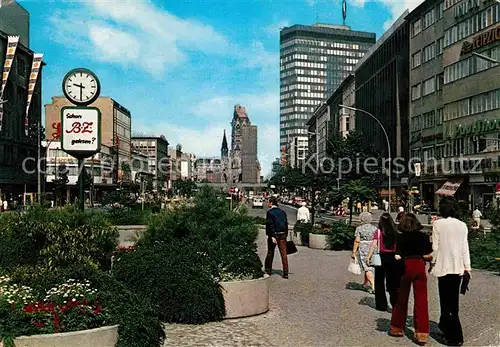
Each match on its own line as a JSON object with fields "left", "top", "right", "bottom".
{"left": 76, "top": 167, "right": 93, "bottom": 189}
{"left": 172, "top": 179, "right": 197, "bottom": 198}
{"left": 332, "top": 180, "right": 377, "bottom": 224}
{"left": 53, "top": 164, "right": 69, "bottom": 206}
{"left": 326, "top": 131, "right": 384, "bottom": 186}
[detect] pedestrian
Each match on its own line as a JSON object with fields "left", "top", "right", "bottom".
{"left": 367, "top": 213, "right": 402, "bottom": 312}
{"left": 351, "top": 212, "right": 377, "bottom": 293}
{"left": 472, "top": 207, "right": 482, "bottom": 229}
{"left": 264, "top": 197, "right": 289, "bottom": 279}
{"left": 3, "top": 200, "right": 8, "bottom": 211}
{"left": 396, "top": 206, "right": 405, "bottom": 222}
{"left": 297, "top": 202, "right": 310, "bottom": 223}
{"left": 429, "top": 197, "right": 471, "bottom": 346}
{"left": 389, "top": 213, "right": 432, "bottom": 345}
{"left": 383, "top": 199, "right": 389, "bottom": 212}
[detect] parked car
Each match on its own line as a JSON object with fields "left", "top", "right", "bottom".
{"left": 252, "top": 198, "right": 264, "bottom": 209}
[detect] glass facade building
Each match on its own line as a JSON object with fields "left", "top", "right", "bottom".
{"left": 279, "top": 23, "right": 375, "bottom": 167}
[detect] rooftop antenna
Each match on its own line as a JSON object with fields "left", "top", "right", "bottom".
{"left": 342, "top": 0, "right": 347, "bottom": 26}
{"left": 316, "top": 13, "right": 320, "bottom": 23}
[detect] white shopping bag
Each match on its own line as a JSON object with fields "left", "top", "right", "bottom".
{"left": 348, "top": 257, "right": 361, "bottom": 275}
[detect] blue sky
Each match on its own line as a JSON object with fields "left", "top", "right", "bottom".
{"left": 20, "top": 0, "right": 423, "bottom": 176}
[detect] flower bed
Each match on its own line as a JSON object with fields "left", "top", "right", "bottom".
{"left": 0, "top": 207, "right": 165, "bottom": 347}
{"left": 220, "top": 274, "right": 270, "bottom": 319}
{"left": 13, "top": 325, "right": 118, "bottom": 347}
{"left": 308, "top": 233, "right": 328, "bottom": 250}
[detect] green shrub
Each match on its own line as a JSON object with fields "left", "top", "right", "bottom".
{"left": 0, "top": 207, "right": 117, "bottom": 271}
{"left": 106, "top": 206, "right": 152, "bottom": 226}
{"left": 112, "top": 241, "right": 225, "bottom": 324}
{"left": 293, "top": 222, "right": 312, "bottom": 246}
{"left": 1, "top": 264, "right": 165, "bottom": 347}
{"left": 311, "top": 222, "right": 333, "bottom": 235}
{"left": 469, "top": 230, "right": 500, "bottom": 273}
{"left": 326, "top": 221, "right": 355, "bottom": 251}
{"left": 251, "top": 216, "right": 267, "bottom": 225}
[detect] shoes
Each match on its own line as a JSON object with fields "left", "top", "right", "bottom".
{"left": 415, "top": 332, "right": 428, "bottom": 345}
{"left": 443, "top": 338, "right": 463, "bottom": 346}
{"left": 283, "top": 273, "right": 289, "bottom": 279}
{"left": 389, "top": 326, "right": 404, "bottom": 337}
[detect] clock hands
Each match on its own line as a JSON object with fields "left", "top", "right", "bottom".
{"left": 73, "top": 83, "right": 85, "bottom": 100}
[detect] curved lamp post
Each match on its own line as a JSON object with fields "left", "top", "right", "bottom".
{"left": 339, "top": 105, "right": 392, "bottom": 213}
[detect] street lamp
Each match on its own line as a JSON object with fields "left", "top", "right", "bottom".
{"left": 472, "top": 52, "right": 499, "bottom": 65}
{"left": 339, "top": 104, "right": 392, "bottom": 213}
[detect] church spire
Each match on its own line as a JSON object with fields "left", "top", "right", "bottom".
{"left": 221, "top": 130, "right": 228, "bottom": 158}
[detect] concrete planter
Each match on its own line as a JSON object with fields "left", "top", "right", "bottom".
{"left": 14, "top": 325, "right": 118, "bottom": 347}
{"left": 308, "top": 233, "right": 328, "bottom": 250}
{"left": 115, "top": 225, "right": 147, "bottom": 247}
{"left": 220, "top": 274, "right": 270, "bottom": 319}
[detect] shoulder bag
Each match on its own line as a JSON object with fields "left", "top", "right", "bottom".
{"left": 371, "top": 229, "right": 382, "bottom": 266}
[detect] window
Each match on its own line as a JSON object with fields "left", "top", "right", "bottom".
{"left": 423, "top": 9, "right": 435, "bottom": 29}
{"left": 422, "top": 43, "right": 435, "bottom": 63}
{"left": 436, "top": 108, "right": 443, "bottom": 125}
{"left": 423, "top": 77, "right": 435, "bottom": 96}
{"left": 437, "top": 2, "right": 444, "bottom": 20}
{"left": 412, "top": 19, "right": 422, "bottom": 37}
{"left": 436, "top": 73, "right": 444, "bottom": 90}
{"left": 412, "top": 51, "right": 421, "bottom": 68}
{"left": 412, "top": 84, "right": 421, "bottom": 100}
{"left": 16, "top": 58, "right": 27, "bottom": 78}
{"left": 437, "top": 37, "right": 444, "bottom": 55}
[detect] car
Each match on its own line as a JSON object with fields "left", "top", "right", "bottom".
{"left": 252, "top": 198, "right": 264, "bottom": 209}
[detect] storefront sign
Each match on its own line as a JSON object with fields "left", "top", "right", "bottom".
{"left": 421, "top": 133, "right": 443, "bottom": 143}
{"left": 436, "top": 179, "right": 463, "bottom": 196}
{"left": 455, "top": 118, "right": 500, "bottom": 138}
{"left": 460, "top": 24, "right": 500, "bottom": 55}
{"left": 61, "top": 106, "right": 101, "bottom": 158}
{"left": 454, "top": 0, "right": 479, "bottom": 18}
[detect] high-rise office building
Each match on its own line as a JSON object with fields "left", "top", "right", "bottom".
{"left": 279, "top": 23, "right": 376, "bottom": 167}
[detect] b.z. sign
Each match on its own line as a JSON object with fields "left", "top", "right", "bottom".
{"left": 60, "top": 106, "right": 101, "bottom": 158}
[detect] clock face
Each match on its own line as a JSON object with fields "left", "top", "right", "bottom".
{"left": 62, "top": 69, "right": 101, "bottom": 106}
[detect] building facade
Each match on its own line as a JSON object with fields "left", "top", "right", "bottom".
{"left": 0, "top": 1, "right": 43, "bottom": 201}
{"left": 354, "top": 11, "right": 410, "bottom": 192}
{"left": 131, "top": 136, "right": 169, "bottom": 191}
{"left": 194, "top": 158, "right": 223, "bottom": 182}
{"left": 45, "top": 96, "right": 132, "bottom": 184}
{"left": 440, "top": 0, "right": 500, "bottom": 208}
{"left": 307, "top": 74, "right": 355, "bottom": 163}
{"left": 230, "top": 105, "right": 259, "bottom": 183}
{"left": 279, "top": 23, "right": 375, "bottom": 167}
{"left": 407, "top": 0, "right": 446, "bottom": 207}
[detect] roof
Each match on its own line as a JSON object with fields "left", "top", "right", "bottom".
{"left": 280, "top": 24, "right": 376, "bottom": 42}
{"left": 405, "top": 0, "right": 441, "bottom": 21}
{"left": 354, "top": 10, "right": 409, "bottom": 71}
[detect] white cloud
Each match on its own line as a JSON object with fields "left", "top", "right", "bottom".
{"left": 349, "top": 0, "right": 424, "bottom": 30}
{"left": 264, "top": 20, "right": 290, "bottom": 35}
{"left": 190, "top": 93, "right": 279, "bottom": 119}
{"left": 48, "top": 0, "right": 278, "bottom": 77}
{"left": 48, "top": 0, "right": 233, "bottom": 75}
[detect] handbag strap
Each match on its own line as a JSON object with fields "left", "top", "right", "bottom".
{"left": 376, "top": 229, "right": 381, "bottom": 254}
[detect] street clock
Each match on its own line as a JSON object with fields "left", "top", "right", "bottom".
{"left": 62, "top": 68, "right": 101, "bottom": 106}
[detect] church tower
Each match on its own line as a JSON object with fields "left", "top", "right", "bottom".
{"left": 221, "top": 130, "right": 229, "bottom": 183}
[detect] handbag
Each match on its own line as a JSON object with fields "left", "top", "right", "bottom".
{"left": 460, "top": 271, "right": 471, "bottom": 295}
{"left": 348, "top": 257, "right": 361, "bottom": 275}
{"left": 371, "top": 229, "right": 382, "bottom": 267}
{"left": 286, "top": 232, "right": 298, "bottom": 255}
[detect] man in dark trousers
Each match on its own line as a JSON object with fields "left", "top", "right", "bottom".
{"left": 264, "top": 197, "right": 289, "bottom": 279}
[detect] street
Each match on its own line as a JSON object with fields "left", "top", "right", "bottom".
{"left": 164, "top": 225, "right": 500, "bottom": 347}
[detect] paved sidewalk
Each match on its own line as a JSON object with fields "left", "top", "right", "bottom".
{"left": 164, "top": 230, "right": 500, "bottom": 347}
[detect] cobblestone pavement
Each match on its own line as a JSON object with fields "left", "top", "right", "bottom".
{"left": 164, "top": 211, "right": 500, "bottom": 347}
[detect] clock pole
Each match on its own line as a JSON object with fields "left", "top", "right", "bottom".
{"left": 78, "top": 158, "right": 85, "bottom": 211}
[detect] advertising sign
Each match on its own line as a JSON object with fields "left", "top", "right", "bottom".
{"left": 496, "top": 183, "right": 500, "bottom": 196}
{"left": 60, "top": 106, "right": 101, "bottom": 158}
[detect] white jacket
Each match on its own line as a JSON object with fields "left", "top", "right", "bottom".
{"left": 297, "top": 206, "right": 310, "bottom": 223}
{"left": 431, "top": 217, "right": 471, "bottom": 277}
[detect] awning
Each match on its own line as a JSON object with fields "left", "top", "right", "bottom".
{"left": 435, "top": 179, "right": 463, "bottom": 196}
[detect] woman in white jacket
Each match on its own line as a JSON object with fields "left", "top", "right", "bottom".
{"left": 297, "top": 202, "right": 310, "bottom": 223}
{"left": 430, "top": 197, "right": 471, "bottom": 346}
